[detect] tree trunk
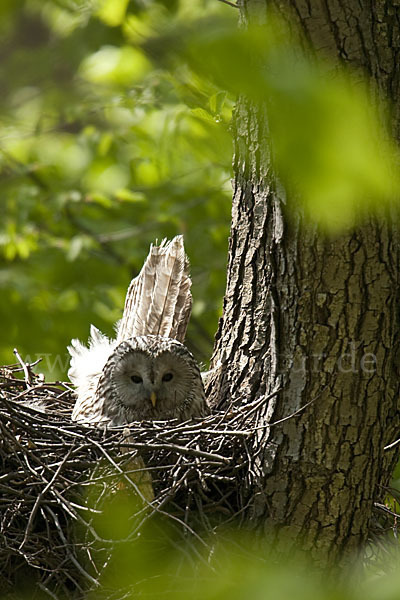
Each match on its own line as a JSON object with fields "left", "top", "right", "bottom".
{"left": 209, "top": 0, "right": 400, "bottom": 565}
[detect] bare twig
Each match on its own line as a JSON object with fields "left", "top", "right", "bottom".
{"left": 13, "top": 348, "right": 33, "bottom": 388}
{"left": 0, "top": 360, "right": 278, "bottom": 596}
{"left": 384, "top": 437, "right": 400, "bottom": 451}
{"left": 217, "top": 0, "right": 240, "bottom": 8}
{"left": 19, "top": 446, "right": 74, "bottom": 549}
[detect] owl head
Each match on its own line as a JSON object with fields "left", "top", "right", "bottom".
{"left": 95, "top": 335, "right": 206, "bottom": 423}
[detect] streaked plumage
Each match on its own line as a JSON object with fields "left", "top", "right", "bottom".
{"left": 68, "top": 236, "right": 208, "bottom": 425}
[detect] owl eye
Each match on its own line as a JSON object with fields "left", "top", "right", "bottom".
{"left": 131, "top": 375, "right": 143, "bottom": 384}
{"left": 162, "top": 372, "right": 174, "bottom": 382}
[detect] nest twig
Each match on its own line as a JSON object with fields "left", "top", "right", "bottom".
{"left": 0, "top": 360, "right": 261, "bottom": 599}
{"left": 1, "top": 356, "right": 399, "bottom": 596}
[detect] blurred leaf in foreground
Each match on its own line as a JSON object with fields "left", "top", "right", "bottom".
{"left": 80, "top": 489, "right": 400, "bottom": 600}
{"left": 150, "top": 15, "right": 400, "bottom": 231}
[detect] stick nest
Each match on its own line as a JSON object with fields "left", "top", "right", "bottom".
{"left": 0, "top": 360, "right": 257, "bottom": 599}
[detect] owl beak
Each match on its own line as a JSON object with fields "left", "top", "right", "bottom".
{"left": 150, "top": 391, "right": 157, "bottom": 408}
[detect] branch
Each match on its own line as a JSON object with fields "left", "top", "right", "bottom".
{"left": 13, "top": 348, "right": 32, "bottom": 388}
{"left": 217, "top": 0, "right": 240, "bottom": 7}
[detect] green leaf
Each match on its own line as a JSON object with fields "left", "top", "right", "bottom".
{"left": 80, "top": 45, "right": 152, "bottom": 86}
{"left": 115, "top": 189, "right": 146, "bottom": 203}
{"left": 190, "top": 107, "right": 216, "bottom": 124}
{"left": 96, "top": 0, "right": 130, "bottom": 27}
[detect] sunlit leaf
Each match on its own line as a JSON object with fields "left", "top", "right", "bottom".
{"left": 115, "top": 188, "right": 146, "bottom": 203}
{"left": 67, "top": 235, "right": 93, "bottom": 261}
{"left": 134, "top": 160, "right": 160, "bottom": 186}
{"left": 80, "top": 45, "right": 152, "bottom": 86}
{"left": 96, "top": 0, "right": 130, "bottom": 27}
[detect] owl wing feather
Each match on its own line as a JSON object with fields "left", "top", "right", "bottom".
{"left": 116, "top": 235, "right": 192, "bottom": 343}
{"left": 68, "top": 325, "right": 115, "bottom": 423}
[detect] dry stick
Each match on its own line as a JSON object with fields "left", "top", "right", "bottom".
{"left": 86, "top": 547, "right": 101, "bottom": 579}
{"left": 19, "top": 446, "right": 75, "bottom": 549}
{"left": 56, "top": 381, "right": 75, "bottom": 394}
{"left": 120, "top": 427, "right": 232, "bottom": 457}
{"left": 0, "top": 381, "right": 26, "bottom": 389}
{"left": 227, "top": 388, "right": 282, "bottom": 425}
{"left": 128, "top": 473, "right": 210, "bottom": 553}
{"left": 126, "top": 441, "right": 230, "bottom": 464}
{"left": 45, "top": 506, "right": 100, "bottom": 588}
{"left": 384, "top": 437, "right": 400, "bottom": 451}
{"left": 374, "top": 502, "right": 400, "bottom": 519}
{"left": 6, "top": 385, "right": 46, "bottom": 403}
{"left": 27, "top": 357, "right": 43, "bottom": 368}
{"left": 37, "top": 582, "right": 61, "bottom": 600}
{"left": 0, "top": 397, "right": 60, "bottom": 437}
{"left": 151, "top": 485, "right": 208, "bottom": 532}
{"left": 89, "top": 438, "right": 163, "bottom": 523}
{"left": 255, "top": 397, "right": 317, "bottom": 430}
{"left": 212, "top": 495, "right": 253, "bottom": 528}
{"left": 7, "top": 356, "right": 42, "bottom": 375}
{"left": 217, "top": 0, "right": 240, "bottom": 8}
{"left": 55, "top": 388, "right": 74, "bottom": 400}
{"left": 181, "top": 398, "right": 317, "bottom": 441}
{"left": 141, "top": 426, "right": 251, "bottom": 438}
{"left": 13, "top": 348, "right": 32, "bottom": 388}
{"left": 15, "top": 384, "right": 71, "bottom": 400}
{"left": 248, "top": 387, "right": 328, "bottom": 433}
{"left": 11, "top": 357, "right": 43, "bottom": 373}
{"left": 3, "top": 401, "right": 238, "bottom": 473}
{"left": 195, "top": 443, "right": 209, "bottom": 491}
{"left": 50, "top": 488, "right": 108, "bottom": 542}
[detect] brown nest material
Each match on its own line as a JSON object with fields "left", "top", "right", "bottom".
{"left": 0, "top": 358, "right": 264, "bottom": 599}
{"left": 2, "top": 357, "right": 397, "bottom": 598}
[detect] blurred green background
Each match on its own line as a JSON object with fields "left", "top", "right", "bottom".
{"left": 2, "top": 1, "right": 398, "bottom": 381}
{"left": 0, "top": 0, "right": 234, "bottom": 379}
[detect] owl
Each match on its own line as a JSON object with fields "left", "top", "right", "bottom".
{"left": 68, "top": 236, "right": 209, "bottom": 425}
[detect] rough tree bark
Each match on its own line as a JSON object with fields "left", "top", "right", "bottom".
{"left": 209, "top": 0, "right": 400, "bottom": 565}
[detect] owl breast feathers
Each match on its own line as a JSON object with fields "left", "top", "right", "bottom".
{"left": 68, "top": 237, "right": 209, "bottom": 425}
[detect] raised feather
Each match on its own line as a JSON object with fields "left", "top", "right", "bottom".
{"left": 116, "top": 235, "right": 192, "bottom": 343}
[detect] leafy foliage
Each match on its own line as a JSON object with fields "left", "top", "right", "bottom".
{"left": 3, "top": 0, "right": 400, "bottom": 387}
{"left": 0, "top": 0, "right": 233, "bottom": 378}
{"left": 157, "top": 14, "right": 400, "bottom": 230}
{"left": 2, "top": 1, "right": 399, "bottom": 379}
